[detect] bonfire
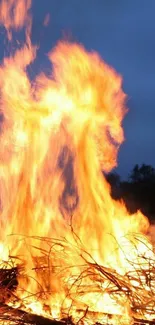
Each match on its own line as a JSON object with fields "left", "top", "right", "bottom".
{"left": 0, "top": 1, "right": 155, "bottom": 324}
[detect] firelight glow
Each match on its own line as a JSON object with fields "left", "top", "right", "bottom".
{"left": 0, "top": 1, "right": 154, "bottom": 324}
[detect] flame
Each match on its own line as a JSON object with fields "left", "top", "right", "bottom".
{"left": 43, "top": 13, "right": 50, "bottom": 27}
{"left": 0, "top": 0, "right": 32, "bottom": 43}
{"left": 0, "top": 1, "right": 154, "bottom": 324}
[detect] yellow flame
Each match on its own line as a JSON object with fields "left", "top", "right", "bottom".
{"left": 0, "top": 1, "right": 153, "bottom": 324}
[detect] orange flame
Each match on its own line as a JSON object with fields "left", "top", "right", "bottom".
{"left": 43, "top": 13, "right": 50, "bottom": 27}
{"left": 0, "top": 0, "right": 32, "bottom": 42}
{"left": 0, "top": 2, "right": 154, "bottom": 324}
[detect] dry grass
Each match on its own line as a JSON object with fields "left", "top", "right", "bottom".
{"left": 0, "top": 233, "right": 155, "bottom": 325}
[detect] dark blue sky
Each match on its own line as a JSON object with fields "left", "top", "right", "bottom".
{"left": 1, "top": 1, "right": 155, "bottom": 179}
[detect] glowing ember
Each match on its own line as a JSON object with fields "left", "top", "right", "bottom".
{"left": 0, "top": 1, "right": 154, "bottom": 325}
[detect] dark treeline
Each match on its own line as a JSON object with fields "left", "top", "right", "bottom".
{"left": 105, "top": 164, "right": 155, "bottom": 222}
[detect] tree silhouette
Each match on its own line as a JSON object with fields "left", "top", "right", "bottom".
{"left": 106, "top": 164, "right": 155, "bottom": 222}
{"left": 129, "top": 163, "right": 155, "bottom": 183}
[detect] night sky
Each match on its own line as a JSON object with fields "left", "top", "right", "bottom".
{"left": 1, "top": 1, "right": 155, "bottom": 179}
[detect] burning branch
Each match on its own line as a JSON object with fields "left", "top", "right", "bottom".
{"left": 0, "top": 303, "right": 69, "bottom": 325}
{"left": 0, "top": 235, "right": 155, "bottom": 324}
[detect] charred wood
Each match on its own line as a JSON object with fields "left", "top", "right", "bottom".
{"left": 0, "top": 304, "right": 155, "bottom": 325}
{"left": 0, "top": 303, "right": 71, "bottom": 325}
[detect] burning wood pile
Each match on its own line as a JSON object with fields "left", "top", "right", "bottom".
{"left": 0, "top": 1, "right": 155, "bottom": 324}
{"left": 0, "top": 235, "right": 155, "bottom": 324}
